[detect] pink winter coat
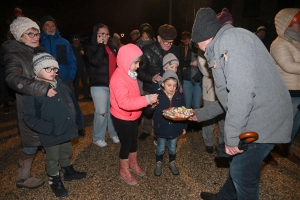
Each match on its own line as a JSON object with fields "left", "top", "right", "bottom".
{"left": 110, "top": 44, "right": 149, "bottom": 121}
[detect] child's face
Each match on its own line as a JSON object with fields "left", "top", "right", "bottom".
{"left": 164, "top": 64, "right": 178, "bottom": 73}
{"left": 162, "top": 78, "right": 177, "bottom": 95}
{"left": 130, "top": 58, "right": 141, "bottom": 72}
{"left": 38, "top": 67, "right": 58, "bottom": 80}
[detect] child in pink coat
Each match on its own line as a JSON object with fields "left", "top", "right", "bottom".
{"left": 110, "top": 44, "right": 158, "bottom": 185}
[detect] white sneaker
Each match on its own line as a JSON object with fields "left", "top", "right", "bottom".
{"left": 112, "top": 136, "right": 120, "bottom": 143}
{"left": 93, "top": 139, "right": 107, "bottom": 147}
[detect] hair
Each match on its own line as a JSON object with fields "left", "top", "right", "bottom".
{"left": 133, "top": 56, "right": 142, "bottom": 64}
{"left": 163, "top": 77, "right": 177, "bottom": 83}
{"left": 181, "top": 31, "right": 191, "bottom": 40}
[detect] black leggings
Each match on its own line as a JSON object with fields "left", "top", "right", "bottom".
{"left": 111, "top": 115, "right": 138, "bottom": 159}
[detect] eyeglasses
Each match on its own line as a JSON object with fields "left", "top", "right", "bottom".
{"left": 73, "top": 38, "right": 80, "bottom": 40}
{"left": 161, "top": 39, "right": 173, "bottom": 45}
{"left": 44, "top": 67, "right": 59, "bottom": 73}
{"left": 24, "top": 32, "right": 41, "bottom": 38}
{"left": 97, "top": 32, "right": 110, "bottom": 37}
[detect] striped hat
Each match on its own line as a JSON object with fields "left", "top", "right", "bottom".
{"left": 33, "top": 47, "right": 59, "bottom": 75}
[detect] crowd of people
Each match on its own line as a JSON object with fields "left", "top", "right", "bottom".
{"left": 0, "top": 6, "right": 300, "bottom": 199}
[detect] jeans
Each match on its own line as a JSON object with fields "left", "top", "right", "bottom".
{"left": 183, "top": 80, "right": 202, "bottom": 109}
{"left": 44, "top": 141, "right": 72, "bottom": 176}
{"left": 22, "top": 146, "right": 38, "bottom": 154}
{"left": 217, "top": 143, "right": 274, "bottom": 200}
{"left": 202, "top": 100, "right": 225, "bottom": 146}
{"left": 156, "top": 137, "right": 178, "bottom": 156}
{"left": 90, "top": 86, "right": 117, "bottom": 142}
{"left": 291, "top": 97, "right": 300, "bottom": 141}
{"left": 111, "top": 115, "right": 138, "bottom": 159}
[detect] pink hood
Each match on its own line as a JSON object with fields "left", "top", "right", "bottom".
{"left": 117, "top": 44, "right": 142, "bottom": 75}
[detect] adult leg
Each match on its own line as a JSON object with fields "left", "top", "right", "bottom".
{"left": 81, "top": 71, "right": 90, "bottom": 99}
{"left": 73, "top": 75, "right": 80, "bottom": 99}
{"left": 91, "top": 86, "right": 110, "bottom": 144}
{"left": 183, "top": 80, "right": 193, "bottom": 109}
{"left": 217, "top": 143, "right": 274, "bottom": 200}
{"left": 16, "top": 146, "right": 44, "bottom": 189}
{"left": 191, "top": 81, "right": 202, "bottom": 109}
{"left": 106, "top": 89, "right": 118, "bottom": 140}
{"left": 201, "top": 100, "right": 217, "bottom": 153}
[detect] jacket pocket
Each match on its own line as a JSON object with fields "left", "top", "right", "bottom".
{"left": 56, "top": 45, "right": 68, "bottom": 65}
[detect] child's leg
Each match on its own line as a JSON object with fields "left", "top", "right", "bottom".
{"left": 44, "top": 145, "right": 68, "bottom": 198}
{"left": 59, "top": 141, "right": 86, "bottom": 181}
{"left": 154, "top": 138, "right": 167, "bottom": 176}
{"left": 167, "top": 137, "right": 179, "bottom": 175}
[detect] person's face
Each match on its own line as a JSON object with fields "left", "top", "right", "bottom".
{"left": 97, "top": 27, "right": 110, "bottom": 44}
{"left": 158, "top": 36, "right": 173, "bottom": 51}
{"left": 131, "top": 34, "right": 139, "bottom": 42}
{"left": 38, "top": 67, "right": 58, "bottom": 80}
{"left": 256, "top": 30, "right": 266, "bottom": 39}
{"left": 291, "top": 21, "right": 300, "bottom": 32}
{"left": 42, "top": 21, "right": 56, "bottom": 35}
{"left": 129, "top": 57, "right": 141, "bottom": 72}
{"left": 197, "top": 38, "right": 213, "bottom": 52}
{"left": 72, "top": 38, "right": 81, "bottom": 45}
{"left": 141, "top": 32, "right": 150, "bottom": 41}
{"left": 164, "top": 64, "right": 178, "bottom": 73}
{"left": 162, "top": 78, "right": 177, "bottom": 95}
{"left": 20, "top": 28, "right": 40, "bottom": 47}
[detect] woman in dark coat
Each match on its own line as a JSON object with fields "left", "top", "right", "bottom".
{"left": 3, "top": 17, "right": 56, "bottom": 189}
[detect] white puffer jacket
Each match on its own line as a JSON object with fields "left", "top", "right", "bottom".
{"left": 270, "top": 8, "right": 300, "bottom": 91}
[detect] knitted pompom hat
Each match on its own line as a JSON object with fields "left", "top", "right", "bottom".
{"left": 32, "top": 46, "right": 59, "bottom": 75}
{"left": 216, "top": 8, "right": 233, "bottom": 26}
{"left": 162, "top": 53, "right": 179, "bottom": 70}
{"left": 10, "top": 17, "right": 40, "bottom": 41}
{"left": 192, "top": 8, "right": 222, "bottom": 43}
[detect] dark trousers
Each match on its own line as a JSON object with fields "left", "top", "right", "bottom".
{"left": 111, "top": 115, "right": 138, "bottom": 159}
{"left": 74, "top": 70, "right": 89, "bottom": 99}
{"left": 217, "top": 143, "right": 274, "bottom": 200}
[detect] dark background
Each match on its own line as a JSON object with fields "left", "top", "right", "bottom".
{"left": 1, "top": 0, "right": 300, "bottom": 45}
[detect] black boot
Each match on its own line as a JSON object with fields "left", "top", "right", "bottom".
{"left": 61, "top": 164, "right": 87, "bottom": 181}
{"left": 138, "top": 132, "right": 150, "bottom": 141}
{"left": 154, "top": 154, "right": 163, "bottom": 176}
{"left": 169, "top": 154, "right": 179, "bottom": 175}
{"left": 200, "top": 192, "right": 219, "bottom": 200}
{"left": 48, "top": 173, "right": 68, "bottom": 198}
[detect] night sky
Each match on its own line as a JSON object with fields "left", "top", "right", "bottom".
{"left": 1, "top": 0, "right": 190, "bottom": 44}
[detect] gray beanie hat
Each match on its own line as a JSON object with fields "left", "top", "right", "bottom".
{"left": 162, "top": 53, "right": 179, "bottom": 70}
{"left": 33, "top": 49, "right": 59, "bottom": 76}
{"left": 191, "top": 8, "right": 222, "bottom": 43}
{"left": 160, "top": 70, "right": 180, "bottom": 88}
{"left": 10, "top": 17, "right": 40, "bottom": 41}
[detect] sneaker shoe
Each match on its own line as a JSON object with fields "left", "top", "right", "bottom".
{"left": 112, "top": 136, "right": 120, "bottom": 143}
{"left": 93, "top": 139, "right": 107, "bottom": 147}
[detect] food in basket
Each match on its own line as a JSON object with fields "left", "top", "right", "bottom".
{"left": 162, "top": 106, "right": 194, "bottom": 120}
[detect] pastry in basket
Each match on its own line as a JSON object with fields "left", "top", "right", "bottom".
{"left": 163, "top": 106, "right": 194, "bottom": 120}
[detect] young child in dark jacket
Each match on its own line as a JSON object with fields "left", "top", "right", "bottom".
{"left": 23, "top": 47, "right": 86, "bottom": 198}
{"left": 145, "top": 70, "right": 187, "bottom": 176}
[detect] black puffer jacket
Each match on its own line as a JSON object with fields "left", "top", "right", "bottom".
{"left": 84, "top": 23, "right": 117, "bottom": 87}
{"left": 3, "top": 40, "right": 50, "bottom": 147}
{"left": 23, "top": 77, "right": 79, "bottom": 147}
{"left": 138, "top": 41, "right": 183, "bottom": 93}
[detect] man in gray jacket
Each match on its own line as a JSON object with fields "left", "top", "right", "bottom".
{"left": 190, "top": 8, "right": 293, "bottom": 200}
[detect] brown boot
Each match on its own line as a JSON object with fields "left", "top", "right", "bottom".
{"left": 129, "top": 152, "right": 146, "bottom": 176}
{"left": 263, "top": 153, "right": 278, "bottom": 166}
{"left": 119, "top": 159, "right": 137, "bottom": 185}
{"left": 16, "top": 152, "right": 44, "bottom": 189}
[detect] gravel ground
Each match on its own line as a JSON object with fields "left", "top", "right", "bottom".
{"left": 0, "top": 100, "right": 299, "bottom": 200}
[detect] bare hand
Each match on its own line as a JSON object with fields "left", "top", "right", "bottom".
{"left": 151, "top": 100, "right": 159, "bottom": 108}
{"left": 152, "top": 73, "right": 162, "bottom": 83}
{"left": 179, "top": 85, "right": 183, "bottom": 93}
{"left": 47, "top": 87, "right": 57, "bottom": 97}
{"left": 182, "top": 129, "right": 186, "bottom": 135}
{"left": 97, "top": 35, "right": 104, "bottom": 44}
{"left": 149, "top": 93, "right": 158, "bottom": 104}
{"left": 225, "top": 144, "right": 243, "bottom": 156}
{"left": 190, "top": 61, "right": 198, "bottom": 67}
{"left": 80, "top": 50, "right": 84, "bottom": 55}
{"left": 188, "top": 114, "right": 198, "bottom": 121}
